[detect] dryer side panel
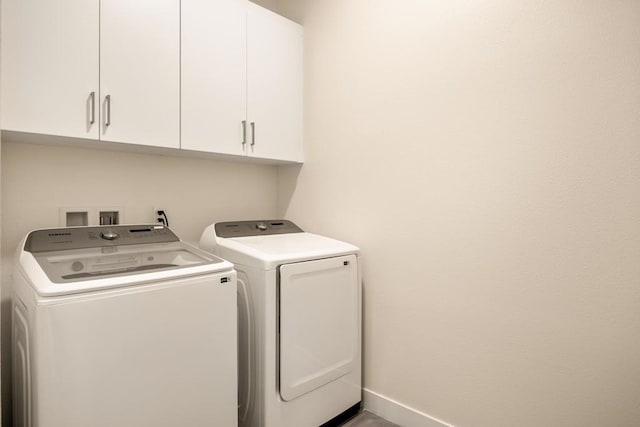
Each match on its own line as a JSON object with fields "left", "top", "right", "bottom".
{"left": 279, "top": 255, "right": 358, "bottom": 402}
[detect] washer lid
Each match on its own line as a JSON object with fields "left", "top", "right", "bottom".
{"left": 217, "top": 232, "right": 359, "bottom": 270}
{"left": 19, "top": 226, "right": 234, "bottom": 296}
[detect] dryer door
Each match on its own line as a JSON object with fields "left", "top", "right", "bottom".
{"left": 279, "top": 254, "right": 359, "bottom": 401}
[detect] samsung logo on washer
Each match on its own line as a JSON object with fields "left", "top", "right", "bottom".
{"left": 48, "top": 232, "right": 71, "bottom": 237}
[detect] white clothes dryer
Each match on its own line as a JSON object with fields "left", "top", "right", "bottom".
{"left": 200, "top": 220, "right": 361, "bottom": 427}
{"left": 13, "top": 225, "right": 238, "bottom": 427}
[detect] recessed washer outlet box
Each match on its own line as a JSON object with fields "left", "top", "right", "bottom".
{"left": 99, "top": 210, "right": 120, "bottom": 225}
{"left": 65, "top": 211, "right": 88, "bottom": 227}
{"left": 59, "top": 207, "right": 90, "bottom": 227}
{"left": 59, "top": 207, "right": 125, "bottom": 227}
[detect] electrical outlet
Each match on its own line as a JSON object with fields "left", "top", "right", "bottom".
{"left": 153, "top": 208, "right": 169, "bottom": 227}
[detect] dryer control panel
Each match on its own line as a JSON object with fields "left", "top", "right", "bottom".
{"left": 215, "top": 220, "right": 303, "bottom": 238}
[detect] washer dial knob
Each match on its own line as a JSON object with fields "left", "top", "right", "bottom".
{"left": 101, "top": 230, "right": 119, "bottom": 240}
{"left": 256, "top": 222, "right": 268, "bottom": 231}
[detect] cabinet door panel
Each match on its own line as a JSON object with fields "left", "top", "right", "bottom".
{"left": 247, "top": 3, "right": 303, "bottom": 162}
{"left": 100, "top": 0, "right": 180, "bottom": 148}
{"left": 182, "top": 0, "right": 247, "bottom": 155}
{"left": 1, "top": 0, "right": 99, "bottom": 139}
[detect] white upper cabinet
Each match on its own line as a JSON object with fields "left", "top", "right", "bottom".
{"left": 1, "top": 0, "right": 301, "bottom": 162}
{"left": 1, "top": 0, "right": 99, "bottom": 139}
{"left": 183, "top": 1, "right": 303, "bottom": 162}
{"left": 247, "top": 3, "right": 304, "bottom": 162}
{"left": 181, "top": 0, "right": 247, "bottom": 155}
{"left": 100, "top": 0, "right": 180, "bottom": 148}
{"left": 1, "top": 0, "right": 179, "bottom": 149}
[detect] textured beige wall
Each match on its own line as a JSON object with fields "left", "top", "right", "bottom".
{"left": 0, "top": 140, "right": 278, "bottom": 424}
{"left": 277, "top": 1, "right": 640, "bottom": 426}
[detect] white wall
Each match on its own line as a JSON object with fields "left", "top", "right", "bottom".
{"left": 277, "top": 1, "right": 640, "bottom": 426}
{"left": 0, "top": 139, "right": 278, "bottom": 424}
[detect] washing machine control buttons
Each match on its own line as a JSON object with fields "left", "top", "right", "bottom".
{"left": 256, "top": 222, "right": 268, "bottom": 231}
{"left": 100, "top": 230, "right": 119, "bottom": 240}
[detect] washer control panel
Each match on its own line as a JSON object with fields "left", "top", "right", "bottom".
{"left": 25, "top": 225, "right": 179, "bottom": 253}
{"left": 215, "top": 220, "right": 303, "bottom": 238}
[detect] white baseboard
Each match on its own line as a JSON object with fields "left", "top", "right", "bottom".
{"left": 363, "top": 388, "right": 454, "bottom": 427}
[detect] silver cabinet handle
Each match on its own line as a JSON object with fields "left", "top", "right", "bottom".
{"left": 250, "top": 122, "right": 255, "bottom": 147}
{"left": 89, "top": 91, "right": 96, "bottom": 124}
{"left": 105, "top": 95, "right": 111, "bottom": 127}
{"left": 242, "top": 120, "right": 247, "bottom": 146}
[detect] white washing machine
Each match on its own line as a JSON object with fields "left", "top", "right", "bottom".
{"left": 12, "top": 224, "right": 238, "bottom": 427}
{"left": 200, "top": 220, "right": 361, "bottom": 427}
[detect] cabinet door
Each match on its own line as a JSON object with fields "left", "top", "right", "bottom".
{"left": 1, "top": 0, "right": 99, "bottom": 139}
{"left": 247, "top": 3, "right": 303, "bottom": 162}
{"left": 100, "top": 0, "right": 180, "bottom": 148}
{"left": 182, "top": 0, "right": 247, "bottom": 155}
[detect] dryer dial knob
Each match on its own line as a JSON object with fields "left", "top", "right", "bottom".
{"left": 101, "top": 230, "right": 119, "bottom": 240}
{"left": 256, "top": 222, "right": 268, "bottom": 231}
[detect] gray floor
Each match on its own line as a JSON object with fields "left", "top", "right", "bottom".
{"left": 340, "top": 410, "right": 399, "bottom": 427}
